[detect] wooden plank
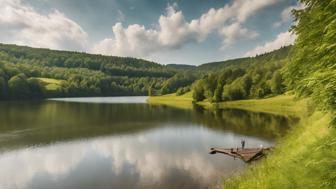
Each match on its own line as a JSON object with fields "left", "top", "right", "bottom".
{"left": 209, "top": 147, "right": 272, "bottom": 162}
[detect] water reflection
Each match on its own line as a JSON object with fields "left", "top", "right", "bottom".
{"left": 1, "top": 127, "right": 252, "bottom": 189}
{"left": 49, "top": 96, "right": 148, "bottom": 104}
{"left": 0, "top": 98, "right": 297, "bottom": 189}
{"left": 192, "top": 107, "right": 298, "bottom": 140}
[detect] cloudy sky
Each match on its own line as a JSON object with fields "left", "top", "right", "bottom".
{"left": 0, "top": 0, "right": 300, "bottom": 65}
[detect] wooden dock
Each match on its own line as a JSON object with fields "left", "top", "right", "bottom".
{"left": 209, "top": 147, "right": 272, "bottom": 162}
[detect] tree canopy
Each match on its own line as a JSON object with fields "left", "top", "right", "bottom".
{"left": 284, "top": 0, "right": 336, "bottom": 125}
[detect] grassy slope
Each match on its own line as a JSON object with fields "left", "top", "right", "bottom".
{"left": 221, "top": 112, "right": 335, "bottom": 189}
{"left": 213, "top": 95, "right": 310, "bottom": 117}
{"left": 147, "top": 93, "right": 336, "bottom": 189}
{"left": 148, "top": 93, "right": 307, "bottom": 117}
{"left": 147, "top": 92, "right": 194, "bottom": 109}
{"left": 36, "top": 77, "right": 64, "bottom": 91}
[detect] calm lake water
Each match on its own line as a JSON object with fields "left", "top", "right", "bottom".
{"left": 0, "top": 97, "right": 297, "bottom": 189}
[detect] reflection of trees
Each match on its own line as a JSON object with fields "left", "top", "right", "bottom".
{"left": 191, "top": 105, "right": 299, "bottom": 140}
{"left": 0, "top": 101, "right": 194, "bottom": 151}
{"left": 0, "top": 101, "right": 298, "bottom": 151}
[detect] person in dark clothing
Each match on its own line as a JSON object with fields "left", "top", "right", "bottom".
{"left": 241, "top": 140, "right": 245, "bottom": 149}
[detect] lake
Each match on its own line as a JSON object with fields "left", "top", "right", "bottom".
{"left": 0, "top": 97, "right": 297, "bottom": 189}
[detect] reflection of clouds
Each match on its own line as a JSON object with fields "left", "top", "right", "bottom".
{"left": 0, "top": 125, "right": 270, "bottom": 189}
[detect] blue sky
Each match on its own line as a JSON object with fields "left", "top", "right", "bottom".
{"left": 0, "top": 0, "right": 300, "bottom": 65}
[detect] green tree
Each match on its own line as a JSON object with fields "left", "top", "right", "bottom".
{"left": 8, "top": 74, "right": 31, "bottom": 99}
{"left": 284, "top": 0, "right": 336, "bottom": 125}
{"left": 0, "top": 76, "right": 8, "bottom": 99}
{"left": 148, "top": 83, "right": 155, "bottom": 96}
{"left": 270, "top": 71, "right": 284, "bottom": 94}
{"left": 27, "top": 78, "right": 45, "bottom": 98}
{"left": 192, "top": 81, "right": 205, "bottom": 102}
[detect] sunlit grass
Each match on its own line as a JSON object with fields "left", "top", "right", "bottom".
{"left": 214, "top": 95, "right": 311, "bottom": 117}
{"left": 220, "top": 112, "right": 335, "bottom": 189}
{"left": 147, "top": 92, "right": 194, "bottom": 109}
{"left": 35, "top": 77, "right": 64, "bottom": 91}
{"left": 36, "top": 77, "right": 63, "bottom": 85}
{"left": 148, "top": 93, "right": 310, "bottom": 117}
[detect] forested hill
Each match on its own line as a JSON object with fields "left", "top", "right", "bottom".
{"left": 166, "top": 64, "right": 197, "bottom": 71}
{"left": 0, "top": 43, "right": 176, "bottom": 99}
{"left": 0, "top": 43, "right": 292, "bottom": 100}
{"left": 178, "top": 46, "right": 293, "bottom": 102}
{"left": 149, "top": 46, "right": 292, "bottom": 97}
{"left": 0, "top": 44, "right": 174, "bottom": 77}
{"left": 197, "top": 46, "right": 291, "bottom": 72}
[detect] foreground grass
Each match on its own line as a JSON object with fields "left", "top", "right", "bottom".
{"left": 221, "top": 112, "right": 335, "bottom": 189}
{"left": 148, "top": 93, "right": 336, "bottom": 189}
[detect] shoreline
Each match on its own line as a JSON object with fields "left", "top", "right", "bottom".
{"left": 147, "top": 92, "right": 309, "bottom": 117}
{"left": 147, "top": 92, "right": 334, "bottom": 188}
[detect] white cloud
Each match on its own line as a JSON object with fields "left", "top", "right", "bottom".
{"left": 273, "top": 3, "right": 305, "bottom": 28}
{"left": 92, "top": 0, "right": 281, "bottom": 58}
{"left": 244, "top": 31, "right": 296, "bottom": 57}
{"left": 234, "top": 0, "right": 278, "bottom": 22}
{"left": 0, "top": 0, "right": 88, "bottom": 51}
{"left": 219, "top": 23, "right": 259, "bottom": 48}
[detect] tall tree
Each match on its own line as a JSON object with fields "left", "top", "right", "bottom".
{"left": 284, "top": 0, "right": 336, "bottom": 125}
{"left": 8, "top": 74, "right": 31, "bottom": 99}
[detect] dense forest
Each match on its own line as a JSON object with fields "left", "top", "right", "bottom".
{"left": 0, "top": 43, "right": 291, "bottom": 100}
{"left": 0, "top": 44, "right": 181, "bottom": 99}
{"left": 191, "top": 47, "right": 290, "bottom": 102}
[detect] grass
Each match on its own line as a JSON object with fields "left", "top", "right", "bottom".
{"left": 36, "top": 77, "right": 63, "bottom": 84}
{"left": 148, "top": 92, "right": 336, "bottom": 189}
{"left": 221, "top": 112, "right": 335, "bottom": 189}
{"left": 214, "top": 95, "right": 311, "bottom": 117}
{"left": 147, "top": 92, "right": 194, "bottom": 109}
{"left": 148, "top": 93, "right": 309, "bottom": 117}
{"left": 35, "top": 77, "right": 64, "bottom": 91}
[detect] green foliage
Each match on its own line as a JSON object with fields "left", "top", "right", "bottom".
{"left": 8, "top": 74, "right": 31, "bottom": 99}
{"left": 270, "top": 70, "right": 285, "bottom": 94}
{"left": 166, "top": 64, "right": 196, "bottom": 71}
{"left": 0, "top": 43, "right": 178, "bottom": 99}
{"left": 176, "top": 86, "right": 190, "bottom": 96}
{"left": 27, "top": 78, "right": 45, "bottom": 98}
{"left": 284, "top": 0, "right": 336, "bottom": 126}
{"left": 222, "top": 81, "right": 247, "bottom": 101}
{"left": 191, "top": 47, "right": 290, "bottom": 102}
{"left": 197, "top": 46, "right": 291, "bottom": 72}
{"left": 160, "top": 72, "right": 196, "bottom": 95}
{"left": 192, "top": 80, "right": 206, "bottom": 102}
{"left": 0, "top": 76, "right": 8, "bottom": 99}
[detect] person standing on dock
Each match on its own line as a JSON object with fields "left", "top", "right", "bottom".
{"left": 241, "top": 140, "right": 245, "bottom": 149}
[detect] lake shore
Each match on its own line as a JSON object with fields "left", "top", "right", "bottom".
{"left": 147, "top": 93, "right": 335, "bottom": 188}
{"left": 147, "top": 92, "right": 309, "bottom": 117}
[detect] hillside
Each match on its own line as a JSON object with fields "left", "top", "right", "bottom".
{"left": 166, "top": 64, "right": 197, "bottom": 71}
{"left": 197, "top": 46, "right": 291, "bottom": 72}
{"left": 0, "top": 43, "right": 176, "bottom": 99}
{"left": 0, "top": 43, "right": 294, "bottom": 100}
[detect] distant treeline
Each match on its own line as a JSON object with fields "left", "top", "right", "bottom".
{"left": 0, "top": 44, "right": 183, "bottom": 100}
